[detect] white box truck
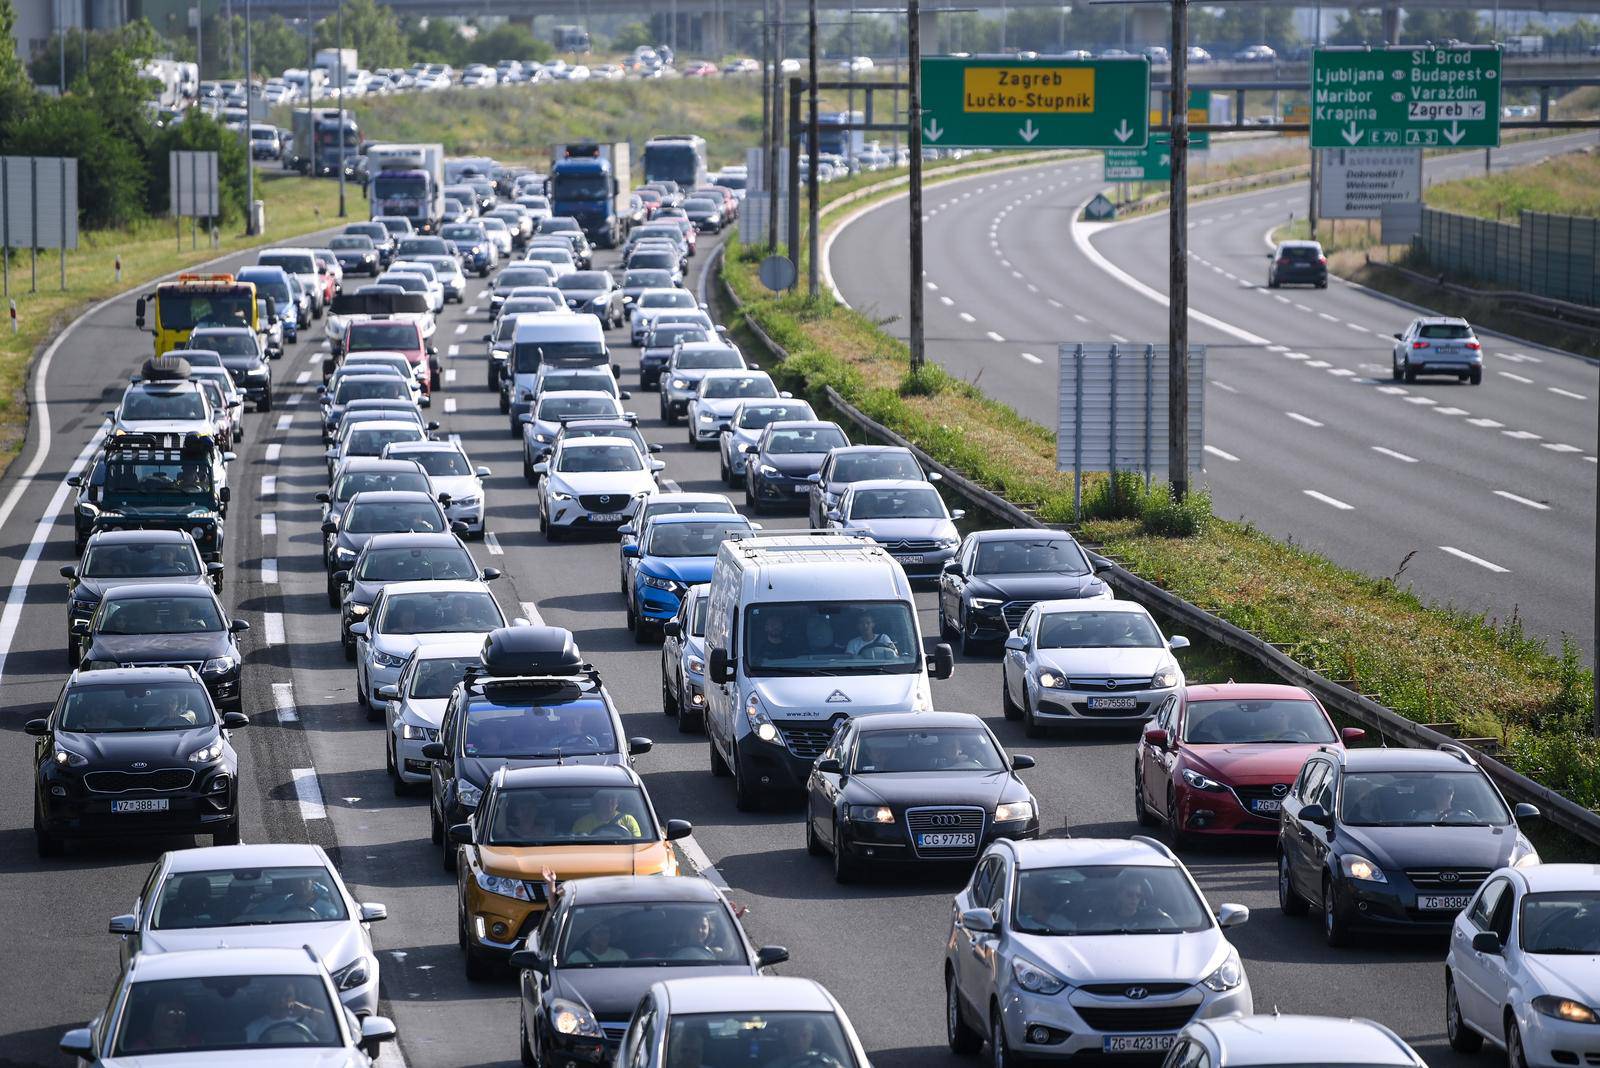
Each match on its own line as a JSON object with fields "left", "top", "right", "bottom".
{"left": 315, "top": 48, "right": 358, "bottom": 79}
{"left": 367, "top": 143, "right": 446, "bottom": 234}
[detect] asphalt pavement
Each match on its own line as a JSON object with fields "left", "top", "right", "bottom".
{"left": 828, "top": 134, "right": 1599, "bottom": 658}
{"left": 0, "top": 203, "right": 1545, "bottom": 1068}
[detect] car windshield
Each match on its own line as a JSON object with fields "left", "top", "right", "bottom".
{"left": 541, "top": 373, "right": 612, "bottom": 394}
{"left": 59, "top": 681, "right": 215, "bottom": 732}
{"left": 397, "top": 237, "right": 449, "bottom": 257}
{"left": 348, "top": 323, "right": 418, "bottom": 350}
{"left": 558, "top": 272, "right": 610, "bottom": 291}
{"left": 974, "top": 538, "right": 1090, "bottom": 576}
{"left": 631, "top": 252, "right": 676, "bottom": 271}
{"left": 346, "top": 224, "right": 387, "bottom": 241}
{"left": 527, "top": 249, "right": 572, "bottom": 265}
{"left": 503, "top": 299, "right": 560, "bottom": 317}
{"left": 849, "top": 487, "right": 944, "bottom": 519}
{"left": 646, "top": 520, "right": 749, "bottom": 558}
{"left": 852, "top": 727, "right": 1005, "bottom": 773}
{"left": 258, "top": 253, "right": 314, "bottom": 274}
{"left": 411, "top": 656, "right": 481, "bottom": 699}
{"left": 1419, "top": 323, "right": 1473, "bottom": 339}
{"left": 1338, "top": 770, "right": 1511, "bottom": 827}
{"left": 1036, "top": 611, "right": 1161, "bottom": 649}
{"left": 152, "top": 865, "right": 347, "bottom": 930}
{"left": 1013, "top": 864, "right": 1212, "bottom": 936}
{"left": 1520, "top": 892, "right": 1600, "bottom": 954}
{"left": 540, "top": 218, "right": 579, "bottom": 233}
{"left": 441, "top": 225, "right": 484, "bottom": 242}
{"left": 121, "top": 390, "right": 207, "bottom": 422}
{"left": 665, "top": 1012, "right": 856, "bottom": 1068}
{"left": 677, "top": 349, "right": 742, "bottom": 370}
{"left": 421, "top": 256, "right": 459, "bottom": 276}
{"left": 557, "top": 901, "right": 744, "bottom": 968}
{"left": 98, "top": 595, "right": 223, "bottom": 635}
{"left": 334, "top": 470, "right": 430, "bottom": 500}
{"left": 84, "top": 542, "right": 201, "bottom": 577}
{"left": 486, "top": 785, "right": 653, "bottom": 845}
{"left": 329, "top": 236, "right": 371, "bottom": 250}
{"left": 540, "top": 396, "right": 617, "bottom": 421}
{"left": 383, "top": 274, "right": 425, "bottom": 293}
{"left": 642, "top": 291, "right": 696, "bottom": 309}
{"left": 463, "top": 693, "right": 616, "bottom": 758}
{"left": 356, "top": 545, "right": 476, "bottom": 581}
{"left": 240, "top": 274, "right": 291, "bottom": 301}
{"left": 738, "top": 405, "right": 812, "bottom": 430}
{"left": 379, "top": 590, "right": 502, "bottom": 633}
{"left": 1183, "top": 699, "right": 1337, "bottom": 744}
{"left": 683, "top": 198, "right": 718, "bottom": 212}
{"left": 113, "top": 974, "right": 340, "bottom": 1054}
{"left": 833, "top": 452, "right": 921, "bottom": 482}
{"left": 559, "top": 444, "right": 642, "bottom": 473}
{"left": 745, "top": 601, "right": 921, "bottom": 674}
{"left": 348, "top": 427, "right": 425, "bottom": 456}
{"left": 402, "top": 450, "right": 473, "bottom": 478}
{"left": 499, "top": 268, "right": 552, "bottom": 289}
{"left": 625, "top": 271, "right": 673, "bottom": 288}
{"left": 345, "top": 501, "right": 443, "bottom": 535}
{"left": 702, "top": 376, "right": 775, "bottom": 400}
{"left": 1280, "top": 245, "right": 1323, "bottom": 261}
{"left": 190, "top": 333, "right": 256, "bottom": 357}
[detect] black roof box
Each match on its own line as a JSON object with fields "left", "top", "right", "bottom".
{"left": 478, "top": 625, "right": 583, "bottom": 677}
{"left": 141, "top": 355, "right": 192, "bottom": 381}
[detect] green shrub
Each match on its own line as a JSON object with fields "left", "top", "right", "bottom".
{"left": 1141, "top": 485, "right": 1211, "bottom": 537}
{"left": 1082, "top": 470, "right": 1149, "bottom": 520}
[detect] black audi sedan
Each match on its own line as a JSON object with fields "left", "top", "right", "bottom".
{"left": 74, "top": 584, "right": 249, "bottom": 712}
{"left": 1278, "top": 744, "right": 1541, "bottom": 947}
{"left": 335, "top": 531, "right": 498, "bottom": 659}
{"left": 804, "top": 711, "right": 1038, "bottom": 883}
{"left": 936, "top": 528, "right": 1112, "bottom": 655}
{"left": 61, "top": 530, "right": 222, "bottom": 664}
{"left": 27, "top": 666, "right": 248, "bottom": 856}
{"left": 743, "top": 420, "right": 850, "bottom": 515}
{"left": 511, "top": 875, "right": 788, "bottom": 1066}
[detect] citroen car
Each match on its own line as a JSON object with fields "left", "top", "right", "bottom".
{"left": 335, "top": 531, "right": 494, "bottom": 659}
{"left": 1000, "top": 599, "right": 1189, "bottom": 738}
{"left": 937, "top": 529, "right": 1113, "bottom": 655}
{"left": 535, "top": 437, "right": 662, "bottom": 541}
{"left": 379, "top": 640, "right": 485, "bottom": 793}
{"left": 824, "top": 479, "right": 963, "bottom": 580}
{"left": 29, "top": 667, "right": 247, "bottom": 855}
{"left": 806, "top": 711, "right": 1038, "bottom": 881}
{"left": 684, "top": 370, "right": 784, "bottom": 448}
{"left": 383, "top": 439, "right": 492, "bottom": 539}
{"left": 719, "top": 399, "right": 817, "bottom": 486}
{"left": 659, "top": 343, "right": 748, "bottom": 423}
{"left": 351, "top": 579, "right": 508, "bottom": 716}
{"left": 807, "top": 445, "right": 940, "bottom": 530}
{"left": 62, "top": 530, "right": 221, "bottom": 663}
{"left": 74, "top": 585, "right": 248, "bottom": 712}
{"left": 626, "top": 513, "right": 756, "bottom": 640}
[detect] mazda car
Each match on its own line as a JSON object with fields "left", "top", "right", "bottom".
{"left": 625, "top": 514, "right": 756, "bottom": 640}
{"left": 617, "top": 493, "right": 737, "bottom": 594}
{"left": 535, "top": 438, "right": 662, "bottom": 541}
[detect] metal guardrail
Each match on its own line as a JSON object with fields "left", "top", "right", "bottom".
{"left": 711, "top": 240, "right": 1600, "bottom": 847}
{"left": 1371, "top": 259, "right": 1600, "bottom": 337}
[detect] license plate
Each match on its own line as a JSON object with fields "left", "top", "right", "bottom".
{"left": 1418, "top": 894, "right": 1472, "bottom": 911}
{"left": 899, "top": 554, "right": 923, "bottom": 564}
{"left": 1250, "top": 799, "right": 1282, "bottom": 815}
{"left": 1103, "top": 1035, "right": 1175, "bottom": 1054}
{"left": 1087, "top": 696, "right": 1138, "bottom": 710}
{"left": 589, "top": 513, "right": 623, "bottom": 523}
{"left": 112, "top": 799, "right": 169, "bottom": 813}
{"left": 793, "top": 485, "right": 810, "bottom": 494}
{"left": 917, "top": 832, "right": 976, "bottom": 849}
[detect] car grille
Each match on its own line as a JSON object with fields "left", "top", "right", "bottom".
{"left": 86, "top": 768, "right": 196, "bottom": 794}
{"left": 1001, "top": 601, "right": 1035, "bottom": 630}
{"left": 1234, "top": 784, "right": 1293, "bottom": 816}
{"left": 778, "top": 725, "right": 833, "bottom": 760}
{"left": 905, "top": 806, "right": 986, "bottom": 859}
{"left": 1406, "top": 868, "right": 1492, "bottom": 892}
{"left": 1066, "top": 676, "right": 1152, "bottom": 692}
{"left": 1077, "top": 983, "right": 1192, "bottom": 998}
{"left": 121, "top": 660, "right": 205, "bottom": 672}
{"left": 578, "top": 494, "right": 629, "bottom": 512}
{"left": 881, "top": 538, "right": 943, "bottom": 553}
{"left": 597, "top": 1018, "right": 631, "bottom": 1045}
{"left": 1065, "top": 701, "right": 1152, "bottom": 718}
{"left": 1075, "top": 1004, "right": 1198, "bottom": 1033}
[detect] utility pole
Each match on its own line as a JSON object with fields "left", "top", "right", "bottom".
{"left": 57, "top": 0, "right": 65, "bottom": 93}
{"left": 768, "top": 0, "right": 785, "bottom": 252}
{"left": 304, "top": 0, "right": 313, "bottom": 175}
{"left": 245, "top": 0, "right": 255, "bottom": 233}
{"left": 1168, "top": 0, "right": 1190, "bottom": 500}
{"left": 907, "top": 0, "right": 925, "bottom": 373}
{"left": 336, "top": 0, "right": 346, "bottom": 217}
{"left": 788, "top": 76, "right": 802, "bottom": 266}
{"left": 806, "top": 0, "right": 820, "bottom": 296}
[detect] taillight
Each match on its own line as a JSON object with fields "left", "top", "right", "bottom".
{"left": 1277, "top": 258, "right": 1291, "bottom": 266}
{"left": 1465, "top": 341, "right": 1481, "bottom": 350}
{"left": 1318, "top": 256, "right": 1328, "bottom": 265}
{"left": 1412, "top": 341, "right": 1428, "bottom": 349}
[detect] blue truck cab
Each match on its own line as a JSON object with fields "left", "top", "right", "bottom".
{"left": 548, "top": 142, "right": 632, "bottom": 249}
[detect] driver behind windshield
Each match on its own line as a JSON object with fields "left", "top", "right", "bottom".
{"left": 845, "top": 611, "right": 898, "bottom": 657}
{"left": 243, "top": 978, "right": 331, "bottom": 1045}
{"left": 571, "top": 790, "right": 642, "bottom": 838}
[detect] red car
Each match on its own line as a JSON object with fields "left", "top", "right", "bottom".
{"left": 633, "top": 189, "right": 663, "bottom": 218}
{"left": 1134, "top": 683, "right": 1364, "bottom": 846}
{"left": 683, "top": 61, "right": 719, "bottom": 77}
{"left": 342, "top": 318, "right": 438, "bottom": 393}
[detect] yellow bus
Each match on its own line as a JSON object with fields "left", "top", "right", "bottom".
{"left": 136, "top": 274, "right": 261, "bottom": 356}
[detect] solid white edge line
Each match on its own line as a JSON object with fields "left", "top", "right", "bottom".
{"left": 291, "top": 768, "right": 327, "bottom": 820}
{"left": 1439, "top": 545, "right": 1510, "bottom": 573}
{"left": 484, "top": 531, "right": 504, "bottom": 555}
{"left": 678, "top": 834, "right": 731, "bottom": 889}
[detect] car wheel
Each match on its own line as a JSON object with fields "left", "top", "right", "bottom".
{"left": 626, "top": 599, "right": 638, "bottom": 633}
{"left": 1469, "top": 368, "right": 1482, "bottom": 385}
{"left": 663, "top": 677, "right": 680, "bottom": 717}
{"left": 1133, "top": 763, "right": 1159, "bottom": 827}
{"left": 499, "top": 391, "right": 510, "bottom": 415}
{"left": 1506, "top": 1016, "right": 1530, "bottom": 1068}
{"left": 633, "top": 617, "right": 654, "bottom": 645}
{"left": 326, "top": 576, "right": 340, "bottom": 609}
{"left": 259, "top": 392, "right": 273, "bottom": 413}
{"left": 719, "top": 454, "right": 731, "bottom": 485}
{"left": 1022, "top": 694, "right": 1045, "bottom": 739}
{"left": 1445, "top": 976, "right": 1483, "bottom": 1053}
{"left": 988, "top": 1009, "right": 1011, "bottom": 1068}
{"left": 677, "top": 702, "right": 702, "bottom": 733}
{"left": 1323, "top": 876, "right": 1352, "bottom": 947}
{"left": 33, "top": 798, "right": 63, "bottom": 858}
{"left": 1000, "top": 670, "right": 1021, "bottom": 722}
{"left": 520, "top": 1008, "right": 539, "bottom": 1067}
{"left": 805, "top": 812, "right": 826, "bottom": 856}
{"left": 1391, "top": 358, "right": 1404, "bottom": 382}
{"left": 732, "top": 752, "right": 761, "bottom": 812}
{"left": 342, "top": 631, "right": 355, "bottom": 662}
{"left": 947, "top": 972, "right": 983, "bottom": 1055}
{"left": 1278, "top": 850, "right": 1308, "bottom": 915}
{"left": 523, "top": 453, "right": 537, "bottom": 485}
{"left": 459, "top": 896, "right": 493, "bottom": 980}
{"left": 709, "top": 734, "right": 730, "bottom": 777}
{"left": 1404, "top": 366, "right": 1417, "bottom": 384}
{"left": 212, "top": 820, "right": 240, "bottom": 846}
{"left": 959, "top": 616, "right": 986, "bottom": 657}
{"left": 1167, "top": 787, "right": 1195, "bottom": 850}
{"left": 430, "top": 800, "right": 443, "bottom": 844}
{"left": 832, "top": 821, "right": 860, "bottom": 883}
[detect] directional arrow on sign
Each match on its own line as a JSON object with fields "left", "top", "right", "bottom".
{"left": 1019, "top": 119, "right": 1039, "bottom": 143}
{"left": 1341, "top": 121, "right": 1362, "bottom": 145}
{"left": 1113, "top": 119, "right": 1134, "bottom": 143}
{"left": 1160, "top": 154, "right": 1171, "bottom": 166}
{"left": 925, "top": 119, "right": 944, "bottom": 142}
{"left": 1442, "top": 120, "right": 1465, "bottom": 145}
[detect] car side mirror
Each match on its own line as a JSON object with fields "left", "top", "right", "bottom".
{"left": 662, "top": 620, "right": 681, "bottom": 637}
{"left": 376, "top": 685, "right": 399, "bottom": 702}
{"left": 1472, "top": 931, "right": 1503, "bottom": 954}
{"left": 315, "top": 491, "right": 331, "bottom": 503}
{"left": 427, "top": 343, "right": 438, "bottom": 355}
{"left": 349, "top": 622, "right": 369, "bottom": 637}
{"left": 708, "top": 647, "right": 733, "bottom": 683}
{"left": 1300, "top": 803, "right": 1333, "bottom": 828}
{"left": 1216, "top": 903, "right": 1249, "bottom": 928}
{"left": 815, "top": 757, "right": 842, "bottom": 774}
{"left": 509, "top": 948, "right": 548, "bottom": 972}
{"left": 950, "top": 509, "right": 966, "bottom": 520}
{"left": 942, "top": 560, "right": 960, "bottom": 576}
{"left": 419, "top": 395, "right": 431, "bottom": 408}
{"left": 621, "top": 543, "right": 640, "bottom": 558}
{"left": 1340, "top": 727, "right": 1365, "bottom": 744}
{"left": 419, "top": 741, "right": 446, "bottom": 760}
{"left": 648, "top": 443, "right": 664, "bottom": 453}
{"left": 359, "top": 902, "right": 388, "bottom": 923}
{"left": 476, "top": 466, "right": 491, "bottom": 477}
{"left": 649, "top": 459, "right": 666, "bottom": 472}
{"left": 628, "top": 736, "right": 654, "bottom": 756}
{"left": 1143, "top": 727, "right": 1169, "bottom": 748}
{"left": 664, "top": 818, "right": 693, "bottom": 840}
{"left": 59, "top": 565, "right": 77, "bottom": 579}
{"left": 218, "top": 485, "right": 231, "bottom": 503}
{"left": 1168, "top": 635, "right": 1190, "bottom": 651}
{"left": 321, "top": 520, "right": 339, "bottom": 534}
{"left": 1393, "top": 332, "right": 1404, "bottom": 341}
{"left": 229, "top": 619, "right": 251, "bottom": 633}
{"left": 58, "top": 1028, "right": 94, "bottom": 1059}
{"left": 25, "top": 718, "right": 50, "bottom": 736}
{"left": 1004, "top": 635, "right": 1028, "bottom": 652}
{"left": 756, "top": 945, "right": 790, "bottom": 968}
{"left": 222, "top": 711, "right": 250, "bottom": 729}
{"left": 108, "top": 913, "right": 138, "bottom": 935}
{"left": 451, "top": 521, "right": 469, "bottom": 535}
{"left": 70, "top": 619, "right": 92, "bottom": 636}
{"left": 359, "top": 1016, "right": 397, "bottom": 1058}
{"left": 66, "top": 475, "right": 82, "bottom": 488}
{"left": 1514, "top": 802, "right": 1541, "bottom": 821}
{"left": 806, "top": 473, "right": 821, "bottom": 483}
{"left": 482, "top": 333, "right": 492, "bottom": 342}
{"left": 533, "top": 462, "right": 549, "bottom": 475}
{"left": 333, "top": 571, "right": 351, "bottom": 586}
{"left": 825, "top": 508, "right": 841, "bottom": 522}
{"left": 960, "top": 908, "right": 997, "bottom": 933}
{"left": 480, "top": 567, "right": 502, "bottom": 582}
{"left": 618, "top": 523, "right": 636, "bottom": 536}
{"left": 930, "top": 642, "right": 955, "bottom": 680}
{"left": 447, "top": 822, "right": 474, "bottom": 845}
{"left": 1010, "top": 753, "right": 1036, "bottom": 771}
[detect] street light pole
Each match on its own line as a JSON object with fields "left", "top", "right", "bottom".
{"left": 245, "top": 0, "right": 254, "bottom": 233}
{"left": 907, "top": 0, "right": 925, "bottom": 374}
{"left": 806, "top": 0, "right": 820, "bottom": 296}
{"left": 1168, "top": 0, "right": 1190, "bottom": 500}
{"left": 336, "top": 0, "right": 346, "bottom": 217}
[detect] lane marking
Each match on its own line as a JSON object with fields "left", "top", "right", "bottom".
{"left": 272, "top": 683, "right": 298, "bottom": 723}
{"left": 444, "top": 399, "right": 457, "bottom": 413}
{"left": 1304, "top": 490, "right": 1353, "bottom": 510}
{"left": 1548, "top": 387, "right": 1586, "bottom": 400}
{"left": 1019, "top": 352, "right": 1042, "bottom": 364}
{"left": 1204, "top": 444, "right": 1240, "bottom": 462}
{"left": 445, "top": 369, "right": 457, "bottom": 384}
{"left": 1266, "top": 345, "right": 1288, "bottom": 353}
{"left": 1047, "top": 298, "right": 1063, "bottom": 308}
{"left": 986, "top": 331, "right": 1006, "bottom": 343}
{"left": 926, "top": 281, "right": 938, "bottom": 291}
{"left": 520, "top": 601, "right": 546, "bottom": 626}
{"left": 1211, "top": 380, "right": 1238, "bottom": 393}
{"left": 958, "top": 312, "right": 976, "bottom": 323}
{"left": 1285, "top": 412, "right": 1323, "bottom": 427}
{"left": 678, "top": 834, "right": 730, "bottom": 889}
{"left": 275, "top": 414, "right": 292, "bottom": 431}
{"left": 263, "top": 612, "right": 286, "bottom": 645}
{"left": 1498, "top": 371, "right": 1533, "bottom": 384}
{"left": 940, "top": 295, "right": 954, "bottom": 306}
{"left": 265, "top": 443, "right": 282, "bottom": 462}
{"left": 1440, "top": 545, "right": 1509, "bottom": 573}
{"left": 261, "top": 559, "right": 279, "bottom": 584}
{"left": 484, "top": 532, "right": 504, "bottom": 555}
{"left": 261, "top": 475, "right": 276, "bottom": 497}
{"left": 447, "top": 344, "right": 460, "bottom": 357}
{"left": 1403, "top": 395, "right": 1437, "bottom": 406}
{"left": 453, "top": 324, "right": 468, "bottom": 335}
{"left": 295, "top": 371, "right": 310, "bottom": 385}
{"left": 1494, "top": 490, "right": 1549, "bottom": 510}
{"left": 285, "top": 394, "right": 302, "bottom": 406}
{"left": 1346, "top": 323, "right": 1369, "bottom": 333}
{"left": 1503, "top": 430, "right": 1541, "bottom": 440}
{"left": 1328, "top": 368, "right": 1356, "bottom": 377}
{"left": 1372, "top": 446, "right": 1419, "bottom": 463}
{"left": 1318, "top": 312, "right": 1339, "bottom": 322}
{"left": 1543, "top": 442, "right": 1582, "bottom": 453}
{"left": 291, "top": 767, "right": 327, "bottom": 820}
{"left": 261, "top": 513, "right": 277, "bottom": 537}
{"left": 1467, "top": 417, "right": 1503, "bottom": 428}
{"left": 467, "top": 304, "right": 480, "bottom": 314}
{"left": 1284, "top": 352, "right": 1309, "bottom": 360}
{"left": 1433, "top": 406, "right": 1468, "bottom": 416}
{"left": 1109, "top": 333, "right": 1129, "bottom": 343}
{"left": 1305, "top": 360, "right": 1331, "bottom": 369}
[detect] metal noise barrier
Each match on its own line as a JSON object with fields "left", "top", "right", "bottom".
{"left": 712, "top": 240, "right": 1600, "bottom": 847}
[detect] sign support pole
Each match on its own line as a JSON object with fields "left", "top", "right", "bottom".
{"left": 806, "top": 0, "right": 820, "bottom": 297}
{"left": 59, "top": 157, "right": 66, "bottom": 292}
{"left": 337, "top": 0, "right": 347, "bottom": 218}
{"left": 1308, "top": 147, "right": 1318, "bottom": 239}
{"left": 1167, "top": 0, "right": 1189, "bottom": 500}
{"left": 787, "top": 77, "right": 802, "bottom": 269}
{"left": 907, "top": 0, "right": 924, "bottom": 374}
{"left": 245, "top": 0, "right": 254, "bottom": 234}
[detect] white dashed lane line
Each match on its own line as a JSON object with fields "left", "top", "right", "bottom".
{"left": 295, "top": 371, "right": 310, "bottom": 385}
{"left": 263, "top": 612, "right": 286, "bottom": 646}
{"left": 264, "top": 443, "right": 282, "bottom": 462}
{"left": 453, "top": 324, "right": 468, "bottom": 335}
{"left": 272, "top": 682, "right": 298, "bottom": 723}
{"left": 445, "top": 369, "right": 457, "bottom": 384}
{"left": 444, "top": 399, "right": 457, "bottom": 414}
{"left": 1548, "top": 387, "right": 1586, "bottom": 400}
{"left": 291, "top": 768, "right": 327, "bottom": 820}
{"left": 1498, "top": 371, "right": 1533, "bottom": 384}
{"left": 958, "top": 312, "right": 976, "bottom": 323}
{"left": 1543, "top": 443, "right": 1582, "bottom": 453}
{"left": 275, "top": 414, "right": 292, "bottom": 431}
{"left": 1467, "top": 418, "right": 1504, "bottom": 428}
{"left": 261, "top": 475, "right": 276, "bottom": 497}
{"left": 986, "top": 331, "right": 1006, "bottom": 343}
{"left": 1285, "top": 412, "right": 1324, "bottom": 428}
{"left": 1504, "top": 430, "right": 1541, "bottom": 440}
{"left": 940, "top": 296, "right": 954, "bottom": 306}
{"left": 447, "top": 344, "right": 460, "bottom": 357}
{"left": 260, "top": 513, "right": 277, "bottom": 537}
{"left": 1494, "top": 490, "right": 1550, "bottom": 510}
{"left": 1372, "top": 446, "right": 1419, "bottom": 463}
{"left": 1304, "top": 490, "right": 1354, "bottom": 510}
{"left": 1204, "top": 445, "right": 1240, "bottom": 462}
{"left": 1019, "top": 352, "right": 1042, "bottom": 364}
{"left": 261, "top": 559, "right": 278, "bottom": 584}
{"left": 1440, "top": 546, "right": 1510, "bottom": 573}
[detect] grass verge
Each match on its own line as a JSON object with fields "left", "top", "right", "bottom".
{"left": 0, "top": 171, "right": 343, "bottom": 475}
{"left": 723, "top": 173, "right": 1598, "bottom": 813}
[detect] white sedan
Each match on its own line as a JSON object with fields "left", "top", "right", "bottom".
{"left": 351, "top": 579, "right": 509, "bottom": 712}
{"left": 383, "top": 439, "right": 492, "bottom": 538}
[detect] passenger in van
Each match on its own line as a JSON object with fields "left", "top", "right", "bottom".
{"left": 754, "top": 613, "right": 791, "bottom": 660}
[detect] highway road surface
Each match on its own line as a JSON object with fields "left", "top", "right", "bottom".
{"left": 829, "top": 133, "right": 1599, "bottom": 659}
{"left": 0, "top": 203, "right": 1548, "bottom": 1068}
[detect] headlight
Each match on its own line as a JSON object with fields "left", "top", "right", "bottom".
{"left": 400, "top": 721, "right": 438, "bottom": 740}
{"left": 1533, "top": 997, "right": 1598, "bottom": 1024}
{"left": 994, "top": 800, "right": 1035, "bottom": 823}
{"left": 54, "top": 746, "right": 89, "bottom": 767}
{"left": 1181, "top": 768, "right": 1226, "bottom": 792}
{"left": 847, "top": 804, "right": 894, "bottom": 824}
{"left": 548, "top": 489, "right": 574, "bottom": 502}
{"left": 334, "top": 546, "right": 356, "bottom": 561}
{"left": 641, "top": 573, "right": 681, "bottom": 592}
{"left": 670, "top": 378, "right": 688, "bottom": 390}
{"left": 371, "top": 648, "right": 408, "bottom": 668}
{"left": 1152, "top": 665, "right": 1180, "bottom": 688}
{"left": 1511, "top": 836, "right": 1541, "bottom": 869}
{"left": 938, "top": 537, "right": 960, "bottom": 549}
{"left": 1036, "top": 671, "right": 1068, "bottom": 689}
{"left": 970, "top": 598, "right": 1003, "bottom": 610}
{"left": 201, "top": 656, "right": 236, "bottom": 675}
{"left": 491, "top": 349, "right": 509, "bottom": 361}
{"left": 331, "top": 958, "right": 371, "bottom": 991}
{"left": 474, "top": 868, "right": 532, "bottom": 901}
{"left": 452, "top": 495, "right": 481, "bottom": 508}
{"left": 348, "top": 603, "right": 369, "bottom": 618}
{"left": 550, "top": 998, "right": 604, "bottom": 1037}
{"left": 455, "top": 779, "right": 483, "bottom": 809}
{"left": 745, "top": 692, "right": 779, "bottom": 743}
{"left": 186, "top": 740, "right": 224, "bottom": 764}
{"left": 82, "top": 659, "right": 119, "bottom": 671}
{"left": 1011, "top": 958, "right": 1066, "bottom": 995}
{"left": 698, "top": 413, "right": 715, "bottom": 423}
{"left": 686, "top": 655, "right": 705, "bottom": 675}
{"left": 1201, "top": 951, "right": 1245, "bottom": 992}
{"left": 1340, "top": 854, "right": 1387, "bottom": 883}
{"left": 533, "top": 433, "right": 552, "bottom": 444}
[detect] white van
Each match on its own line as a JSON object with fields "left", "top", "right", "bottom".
{"left": 703, "top": 534, "right": 954, "bottom": 810}
{"left": 502, "top": 312, "right": 612, "bottom": 432}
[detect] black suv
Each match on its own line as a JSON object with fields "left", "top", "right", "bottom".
{"left": 422, "top": 626, "right": 652, "bottom": 870}
{"left": 1266, "top": 240, "right": 1328, "bottom": 288}
{"left": 61, "top": 530, "right": 222, "bottom": 665}
{"left": 936, "top": 529, "right": 1112, "bottom": 655}
{"left": 69, "top": 432, "right": 232, "bottom": 559}
{"left": 27, "top": 666, "right": 248, "bottom": 856}
{"left": 189, "top": 325, "right": 276, "bottom": 410}
{"left": 74, "top": 583, "right": 250, "bottom": 712}
{"left": 1277, "top": 744, "right": 1540, "bottom": 946}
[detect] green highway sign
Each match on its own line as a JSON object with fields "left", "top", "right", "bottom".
{"left": 1310, "top": 46, "right": 1502, "bottom": 149}
{"left": 920, "top": 56, "right": 1150, "bottom": 149}
{"left": 1105, "top": 134, "right": 1174, "bottom": 181}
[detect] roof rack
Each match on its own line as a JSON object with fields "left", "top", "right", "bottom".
{"left": 1129, "top": 835, "right": 1176, "bottom": 859}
